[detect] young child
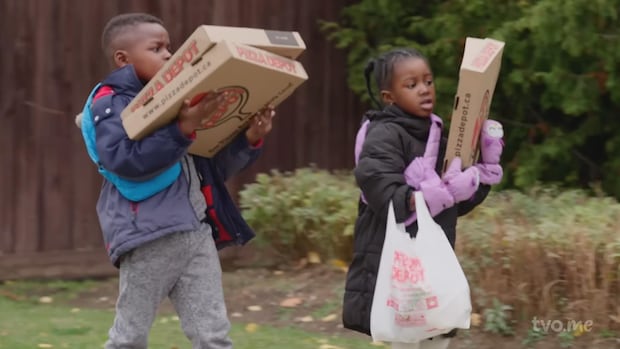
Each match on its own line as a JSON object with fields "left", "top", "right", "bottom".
{"left": 78, "top": 13, "right": 274, "bottom": 349}
{"left": 342, "top": 48, "right": 504, "bottom": 349}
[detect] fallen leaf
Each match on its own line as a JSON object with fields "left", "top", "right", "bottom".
{"left": 296, "top": 316, "right": 314, "bottom": 323}
{"left": 470, "top": 313, "right": 482, "bottom": 327}
{"left": 245, "top": 323, "right": 259, "bottom": 333}
{"left": 247, "top": 305, "right": 262, "bottom": 312}
{"left": 329, "top": 259, "right": 348, "bottom": 269}
{"left": 37, "top": 344, "right": 53, "bottom": 348}
{"left": 573, "top": 323, "right": 586, "bottom": 337}
{"left": 39, "top": 297, "right": 53, "bottom": 304}
{"left": 70, "top": 308, "right": 80, "bottom": 313}
{"left": 273, "top": 270, "right": 284, "bottom": 276}
{"left": 319, "top": 344, "right": 344, "bottom": 349}
{"left": 307, "top": 251, "right": 321, "bottom": 264}
{"left": 97, "top": 297, "right": 109, "bottom": 302}
{"left": 159, "top": 317, "right": 169, "bottom": 324}
{"left": 231, "top": 312, "right": 243, "bottom": 318}
{"left": 171, "top": 316, "right": 179, "bottom": 322}
{"left": 280, "top": 297, "right": 303, "bottom": 308}
{"left": 321, "top": 314, "right": 338, "bottom": 322}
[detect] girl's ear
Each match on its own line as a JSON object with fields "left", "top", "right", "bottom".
{"left": 113, "top": 50, "right": 129, "bottom": 67}
{"left": 380, "top": 90, "right": 394, "bottom": 105}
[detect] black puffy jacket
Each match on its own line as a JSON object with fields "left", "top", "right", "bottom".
{"left": 342, "top": 105, "right": 489, "bottom": 336}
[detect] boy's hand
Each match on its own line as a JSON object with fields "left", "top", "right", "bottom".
{"left": 178, "top": 91, "right": 226, "bottom": 135}
{"left": 246, "top": 106, "right": 275, "bottom": 145}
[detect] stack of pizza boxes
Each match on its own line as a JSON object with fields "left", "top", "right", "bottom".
{"left": 121, "top": 25, "right": 308, "bottom": 157}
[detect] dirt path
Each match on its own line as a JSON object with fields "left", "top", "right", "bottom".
{"left": 62, "top": 264, "right": 616, "bottom": 349}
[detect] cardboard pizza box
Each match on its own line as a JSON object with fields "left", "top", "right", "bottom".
{"left": 120, "top": 25, "right": 308, "bottom": 157}
{"left": 443, "top": 37, "right": 504, "bottom": 171}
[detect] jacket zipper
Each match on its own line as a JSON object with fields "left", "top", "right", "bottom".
{"left": 129, "top": 201, "right": 139, "bottom": 228}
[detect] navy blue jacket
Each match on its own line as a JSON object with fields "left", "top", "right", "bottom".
{"left": 90, "top": 65, "right": 260, "bottom": 267}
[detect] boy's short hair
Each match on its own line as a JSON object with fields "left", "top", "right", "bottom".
{"left": 101, "top": 13, "right": 164, "bottom": 59}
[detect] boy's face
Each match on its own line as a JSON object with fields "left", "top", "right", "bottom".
{"left": 381, "top": 57, "right": 436, "bottom": 118}
{"left": 117, "top": 23, "right": 172, "bottom": 82}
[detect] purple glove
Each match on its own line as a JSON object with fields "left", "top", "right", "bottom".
{"left": 443, "top": 157, "right": 480, "bottom": 203}
{"left": 404, "top": 157, "right": 435, "bottom": 190}
{"left": 480, "top": 119, "right": 504, "bottom": 165}
{"left": 475, "top": 163, "right": 503, "bottom": 185}
{"left": 404, "top": 172, "right": 455, "bottom": 225}
{"left": 420, "top": 176, "right": 456, "bottom": 216}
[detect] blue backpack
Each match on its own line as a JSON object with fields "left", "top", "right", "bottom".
{"left": 80, "top": 84, "right": 181, "bottom": 202}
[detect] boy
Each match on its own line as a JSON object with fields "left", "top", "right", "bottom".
{"left": 79, "top": 13, "right": 274, "bottom": 348}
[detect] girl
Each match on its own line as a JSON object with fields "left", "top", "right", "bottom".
{"left": 342, "top": 48, "right": 504, "bottom": 349}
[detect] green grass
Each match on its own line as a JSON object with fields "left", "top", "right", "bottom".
{"left": 0, "top": 298, "right": 381, "bottom": 349}
{"left": 0, "top": 279, "right": 98, "bottom": 303}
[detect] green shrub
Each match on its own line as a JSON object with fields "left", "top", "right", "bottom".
{"left": 239, "top": 168, "right": 359, "bottom": 262}
{"left": 240, "top": 169, "right": 620, "bottom": 331}
{"left": 321, "top": 0, "right": 620, "bottom": 199}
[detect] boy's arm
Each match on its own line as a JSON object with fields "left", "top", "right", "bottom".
{"left": 210, "top": 107, "right": 274, "bottom": 181}
{"left": 93, "top": 95, "right": 192, "bottom": 179}
{"left": 211, "top": 132, "right": 262, "bottom": 182}
{"left": 355, "top": 123, "right": 417, "bottom": 222}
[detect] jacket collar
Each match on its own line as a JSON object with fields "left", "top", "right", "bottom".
{"left": 363, "top": 104, "right": 433, "bottom": 140}
{"left": 101, "top": 65, "right": 145, "bottom": 97}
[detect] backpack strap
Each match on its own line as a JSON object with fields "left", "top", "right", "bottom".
{"left": 354, "top": 114, "right": 443, "bottom": 165}
{"left": 354, "top": 119, "right": 371, "bottom": 166}
{"left": 353, "top": 114, "right": 443, "bottom": 205}
{"left": 80, "top": 84, "right": 182, "bottom": 202}
{"left": 422, "top": 114, "right": 443, "bottom": 169}
{"left": 80, "top": 83, "right": 103, "bottom": 166}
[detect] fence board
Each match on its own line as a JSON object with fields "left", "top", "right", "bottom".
{"left": 0, "top": 0, "right": 364, "bottom": 279}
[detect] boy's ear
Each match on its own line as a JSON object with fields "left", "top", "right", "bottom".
{"left": 380, "top": 90, "right": 394, "bottom": 105}
{"left": 113, "top": 50, "right": 129, "bottom": 67}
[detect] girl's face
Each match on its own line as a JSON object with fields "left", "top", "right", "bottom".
{"left": 381, "top": 57, "right": 435, "bottom": 118}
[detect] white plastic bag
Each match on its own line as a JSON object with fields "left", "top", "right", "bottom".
{"left": 370, "top": 191, "right": 472, "bottom": 343}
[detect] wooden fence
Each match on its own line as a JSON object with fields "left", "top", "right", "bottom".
{"left": 0, "top": 0, "right": 364, "bottom": 279}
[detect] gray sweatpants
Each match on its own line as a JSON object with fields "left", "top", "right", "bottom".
{"left": 104, "top": 225, "right": 232, "bottom": 349}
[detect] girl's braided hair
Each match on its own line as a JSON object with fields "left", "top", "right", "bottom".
{"left": 364, "top": 48, "right": 429, "bottom": 109}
